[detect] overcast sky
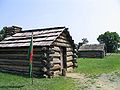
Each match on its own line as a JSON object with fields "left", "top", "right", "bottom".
{"left": 0, "top": 0, "right": 120, "bottom": 44}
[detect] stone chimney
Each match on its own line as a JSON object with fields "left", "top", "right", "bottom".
{"left": 3, "top": 26, "right": 22, "bottom": 37}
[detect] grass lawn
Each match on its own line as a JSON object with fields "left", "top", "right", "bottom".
{"left": 75, "top": 55, "right": 120, "bottom": 75}
{"left": 0, "top": 73, "right": 75, "bottom": 90}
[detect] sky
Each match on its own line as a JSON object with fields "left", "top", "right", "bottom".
{"left": 0, "top": 0, "right": 120, "bottom": 44}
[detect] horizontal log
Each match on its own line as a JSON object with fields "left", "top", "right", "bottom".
{"left": 67, "top": 58, "right": 73, "bottom": 62}
{"left": 52, "top": 46, "right": 60, "bottom": 52}
{"left": 53, "top": 43, "right": 67, "bottom": 47}
{"left": 67, "top": 56, "right": 73, "bottom": 61}
{"left": 0, "top": 48, "right": 28, "bottom": 52}
{"left": 0, "top": 67, "right": 44, "bottom": 76}
{"left": 0, "top": 65, "right": 41, "bottom": 71}
{"left": 0, "top": 47, "right": 50, "bottom": 52}
{"left": 53, "top": 58, "right": 61, "bottom": 64}
{"left": 55, "top": 39, "right": 70, "bottom": 45}
{"left": 0, "top": 50, "right": 49, "bottom": 55}
{"left": 50, "top": 52, "right": 60, "bottom": 57}
{"left": 58, "top": 37, "right": 67, "bottom": 42}
{"left": 0, "top": 53, "right": 48, "bottom": 60}
{"left": 67, "top": 67, "right": 73, "bottom": 72}
{"left": 67, "top": 52, "right": 73, "bottom": 56}
{"left": 0, "top": 53, "right": 47, "bottom": 57}
{"left": 56, "top": 38, "right": 70, "bottom": 44}
{"left": 67, "top": 62, "right": 73, "bottom": 67}
{"left": 0, "top": 60, "right": 29, "bottom": 66}
{"left": 51, "top": 64, "right": 61, "bottom": 70}
{"left": 67, "top": 48, "right": 73, "bottom": 52}
{"left": 0, "top": 60, "right": 48, "bottom": 68}
{"left": 0, "top": 58, "right": 48, "bottom": 62}
{"left": 53, "top": 70, "right": 61, "bottom": 75}
{"left": 59, "top": 35, "right": 67, "bottom": 40}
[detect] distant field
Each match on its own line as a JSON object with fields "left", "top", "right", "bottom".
{"left": 0, "top": 73, "right": 75, "bottom": 90}
{"left": 75, "top": 55, "right": 120, "bottom": 75}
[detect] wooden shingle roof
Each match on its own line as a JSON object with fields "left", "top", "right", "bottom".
{"left": 0, "top": 27, "right": 73, "bottom": 47}
{"left": 79, "top": 44, "right": 105, "bottom": 51}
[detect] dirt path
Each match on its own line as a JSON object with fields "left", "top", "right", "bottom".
{"left": 66, "top": 72, "right": 120, "bottom": 90}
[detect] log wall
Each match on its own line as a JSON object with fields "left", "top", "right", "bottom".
{"left": 52, "top": 32, "right": 77, "bottom": 75}
{"left": 78, "top": 51, "right": 105, "bottom": 58}
{"left": 0, "top": 47, "right": 54, "bottom": 77}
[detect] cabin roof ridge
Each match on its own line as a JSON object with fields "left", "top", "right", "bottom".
{"left": 21, "top": 26, "right": 66, "bottom": 32}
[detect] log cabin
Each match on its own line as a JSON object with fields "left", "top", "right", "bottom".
{"left": 78, "top": 44, "right": 105, "bottom": 58}
{"left": 0, "top": 26, "right": 77, "bottom": 77}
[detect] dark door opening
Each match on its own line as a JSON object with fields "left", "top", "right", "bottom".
{"left": 60, "top": 47, "right": 67, "bottom": 76}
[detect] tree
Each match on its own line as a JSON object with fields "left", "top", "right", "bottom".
{"left": 82, "top": 38, "right": 89, "bottom": 44}
{"left": 0, "top": 29, "right": 5, "bottom": 41}
{"left": 97, "top": 31, "right": 120, "bottom": 53}
{"left": 0, "top": 27, "right": 7, "bottom": 41}
{"left": 77, "top": 38, "right": 89, "bottom": 50}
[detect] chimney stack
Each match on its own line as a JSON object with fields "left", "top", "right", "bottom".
{"left": 3, "top": 26, "right": 22, "bottom": 37}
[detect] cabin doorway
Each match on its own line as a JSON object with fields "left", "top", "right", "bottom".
{"left": 60, "top": 47, "right": 67, "bottom": 76}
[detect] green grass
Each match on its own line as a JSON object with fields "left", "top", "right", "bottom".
{"left": 0, "top": 73, "right": 75, "bottom": 90}
{"left": 75, "top": 55, "right": 120, "bottom": 75}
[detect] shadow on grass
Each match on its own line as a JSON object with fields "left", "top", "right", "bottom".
{"left": 0, "top": 85, "right": 25, "bottom": 89}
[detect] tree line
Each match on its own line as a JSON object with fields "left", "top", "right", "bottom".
{"left": 97, "top": 31, "right": 120, "bottom": 53}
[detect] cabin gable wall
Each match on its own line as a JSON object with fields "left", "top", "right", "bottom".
{"left": 51, "top": 32, "right": 76, "bottom": 75}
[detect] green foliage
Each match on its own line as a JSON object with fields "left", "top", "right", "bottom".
{"left": 0, "top": 73, "right": 75, "bottom": 90}
{"left": 0, "top": 27, "right": 6, "bottom": 41}
{"left": 82, "top": 38, "right": 89, "bottom": 44}
{"left": 75, "top": 56, "right": 120, "bottom": 75}
{"left": 97, "top": 31, "right": 120, "bottom": 53}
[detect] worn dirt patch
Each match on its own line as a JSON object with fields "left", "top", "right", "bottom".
{"left": 66, "top": 71, "right": 120, "bottom": 90}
